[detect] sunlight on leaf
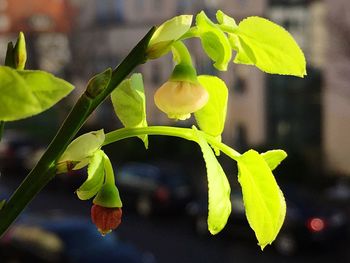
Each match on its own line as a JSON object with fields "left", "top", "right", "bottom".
{"left": 233, "top": 16, "right": 306, "bottom": 77}
{"left": 194, "top": 75, "right": 228, "bottom": 138}
{"left": 196, "top": 11, "right": 232, "bottom": 71}
{"left": 111, "top": 74, "right": 148, "bottom": 148}
{"left": 0, "top": 66, "right": 74, "bottom": 121}
{"left": 193, "top": 127, "right": 231, "bottom": 235}
{"left": 237, "top": 150, "right": 286, "bottom": 249}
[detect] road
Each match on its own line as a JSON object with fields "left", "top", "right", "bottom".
{"left": 1, "top": 176, "right": 349, "bottom": 263}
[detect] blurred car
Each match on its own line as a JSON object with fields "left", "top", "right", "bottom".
{"left": 0, "top": 212, "right": 155, "bottom": 263}
{"left": 187, "top": 184, "right": 349, "bottom": 255}
{"left": 0, "top": 132, "right": 44, "bottom": 175}
{"left": 117, "top": 162, "right": 193, "bottom": 217}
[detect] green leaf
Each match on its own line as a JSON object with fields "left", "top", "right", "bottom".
{"left": 216, "top": 10, "right": 237, "bottom": 28}
{"left": 261, "top": 150, "right": 287, "bottom": 171}
{"left": 233, "top": 16, "right": 306, "bottom": 77}
{"left": 196, "top": 11, "right": 232, "bottom": 71}
{"left": 111, "top": 73, "right": 148, "bottom": 148}
{"left": 193, "top": 127, "right": 231, "bottom": 235}
{"left": 237, "top": 150, "right": 286, "bottom": 249}
{"left": 0, "top": 66, "right": 74, "bottom": 121}
{"left": 194, "top": 75, "right": 228, "bottom": 138}
{"left": 147, "top": 15, "right": 193, "bottom": 59}
{"left": 76, "top": 150, "right": 105, "bottom": 200}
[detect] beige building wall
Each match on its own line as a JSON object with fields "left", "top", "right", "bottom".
{"left": 71, "top": 0, "right": 269, "bottom": 146}
{"left": 324, "top": 0, "right": 350, "bottom": 175}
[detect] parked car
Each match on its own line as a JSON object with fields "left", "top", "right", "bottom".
{"left": 117, "top": 162, "right": 193, "bottom": 217}
{"left": 0, "top": 212, "right": 155, "bottom": 263}
{"left": 187, "top": 184, "right": 349, "bottom": 255}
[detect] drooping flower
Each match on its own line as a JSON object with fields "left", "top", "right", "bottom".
{"left": 154, "top": 80, "right": 209, "bottom": 120}
{"left": 154, "top": 63, "right": 209, "bottom": 120}
{"left": 91, "top": 204, "right": 122, "bottom": 235}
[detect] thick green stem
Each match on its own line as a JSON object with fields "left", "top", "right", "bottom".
{"left": 0, "top": 27, "right": 155, "bottom": 237}
{"left": 103, "top": 126, "right": 241, "bottom": 160}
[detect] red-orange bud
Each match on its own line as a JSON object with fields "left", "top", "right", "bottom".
{"left": 91, "top": 204, "right": 122, "bottom": 235}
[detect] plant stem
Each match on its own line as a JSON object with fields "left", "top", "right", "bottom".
{"left": 103, "top": 126, "right": 241, "bottom": 160}
{"left": 0, "top": 27, "right": 155, "bottom": 237}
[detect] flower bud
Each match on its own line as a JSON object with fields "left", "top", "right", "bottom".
{"left": 56, "top": 130, "right": 105, "bottom": 174}
{"left": 91, "top": 204, "right": 122, "bottom": 235}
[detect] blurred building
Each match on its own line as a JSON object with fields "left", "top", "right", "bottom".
{"left": 1, "top": 0, "right": 348, "bottom": 176}
{"left": 324, "top": 0, "right": 350, "bottom": 175}
{"left": 0, "top": 0, "right": 74, "bottom": 74}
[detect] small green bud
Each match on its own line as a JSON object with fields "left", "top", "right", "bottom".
{"left": 86, "top": 68, "right": 112, "bottom": 98}
{"left": 93, "top": 183, "right": 122, "bottom": 208}
{"left": 14, "top": 32, "right": 27, "bottom": 70}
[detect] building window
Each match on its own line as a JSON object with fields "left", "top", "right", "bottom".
{"left": 96, "top": 0, "right": 124, "bottom": 25}
{"left": 234, "top": 76, "right": 247, "bottom": 94}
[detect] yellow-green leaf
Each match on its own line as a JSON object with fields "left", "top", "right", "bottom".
{"left": 76, "top": 150, "right": 105, "bottom": 200}
{"left": 147, "top": 15, "right": 193, "bottom": 59}
{"left": 261, "top": 150, "right": 287, "bottom": 171}
{"left": 196, "top": 11, "right": 232, "bottom": 71}
{"left": 237, "top": 150, "right": 286, "bottom": 249}
{"left": 193, "top": 127, "right": 231, "bottom": 235}
{"left": 111, "top": 74, "right": 148, "bottom": 148}
{"left": 234, "top": 16, "right": 306, "bottom": 77}
{"left": 194, "top": 75, "right": 228, "bottom": 138}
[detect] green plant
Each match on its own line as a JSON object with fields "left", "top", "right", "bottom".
{"left": 0, "top": 10, "right": 306, "bottom": 250}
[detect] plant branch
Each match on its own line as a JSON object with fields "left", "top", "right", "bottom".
{"left": 103, "top": 126, "right": 241, "bottom": 160}
{"left": 0, "top": 27, "right": 155, "bottom": 237}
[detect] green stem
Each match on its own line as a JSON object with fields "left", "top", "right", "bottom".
{"left": 218, "top": 24, "right": 238, "bottom": 34}
{"left": 103, "top": 126, "right": 241, "bottom": 160}
{"left": 172, "top": 41, "right": 193, "bottom": 66}
{"left": 103, "top": 152, "right": 115, "bottom": 185}
{"left": 0, "top": 27, "right": 155, "bottom": 237}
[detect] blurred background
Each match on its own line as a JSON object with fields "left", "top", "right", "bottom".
{"left": 0, "top": 0, "right": 349, "bottom": 262}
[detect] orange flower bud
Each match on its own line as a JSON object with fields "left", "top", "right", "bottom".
{"left": 154, "top": 80, "right": 209, "bottom": 120}
{"left": 91, "top": 204, "right": 122, "bottom": 235}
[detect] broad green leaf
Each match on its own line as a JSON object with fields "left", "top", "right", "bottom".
{"left": 76, "top": 150, "right": 105, "bottom": 200}
{"left": 194, "top": 75, "right": 228, "bottom": 138}
{"left": 193, "top": 127, "right": 231, "bottom": 235}
{"left": 0, "top": 66, "right": 74, "bottom": 121}
{"left": 59, "top": 130, "right": 105, "bottom": 163}
{"left": 147, "top": 15, "right": 193, "bottom": 59}
{"left": 196, "top": 11, "right": 232, "bottom": 71}
{"left": 0, "top": 66, "right": 40, "bottom": 121}
{"left": 237, "top": 150, "right": 286, "bottom": 249}
{"left": 233, "top": 16, "right": 306, "bottom": 77}
{"left": 262, "top": 150, "right": 287, "bottom": 171}
{"left": 216, "top": 10, "right": 237, "bottom": 28}
{"left": 111, "top": 74, "right": 148, "bottom": 148}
